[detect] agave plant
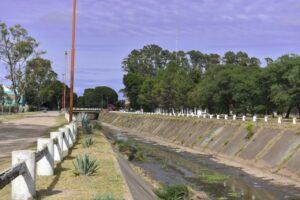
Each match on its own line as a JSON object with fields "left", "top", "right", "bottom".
{"left": 83, "top": 136, "right": 94, "bottom": 148}
{"left": 81, "top": 113, "right": 92, "bottom": 134}
{"left": 73, "top": 154, "right": 99, "bottom": 176}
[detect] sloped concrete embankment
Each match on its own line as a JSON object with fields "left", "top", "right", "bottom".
{"left": 101, "top": 113, "right": 300, "bottom": 183}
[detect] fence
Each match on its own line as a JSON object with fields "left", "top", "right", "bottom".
{"left": 111, "top": 111, "right": 298, "bottom": 125}
{"left": 0, "top": 120, "right": 78, "bottom": 200}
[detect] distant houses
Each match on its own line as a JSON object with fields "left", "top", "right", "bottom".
{"left": 0, "top": 84, "right": 26, "bottom": 107}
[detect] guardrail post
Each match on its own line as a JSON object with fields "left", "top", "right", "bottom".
{"left": 217, "top": 115, "right": 220, "bottom": 120}
{"left": 12, "top": 150, "right": 36, "bottom": 200}
{"left": 59, "top": 128, "right": 69, "bottom": 154}
{"left": 224, "top": 115, "right": 228, "bottom": 120}
{"left": 50, "top": 132, "right": 64, "bottom": 161}
{"left": 37, "top": 138, "right": 54, "bottom": 176}
{"left": 278, "top": 117, "right": 282, "bottom": 124}
{"left": 253, "top": 116, "right": 257, "bottom": 122}
{"left": 209, "top": 115, "right": 213, "bottom": 119}
{"left": 233, "top": 115, "right": 236, "bottom": 120}
{"left": 242, "top": 116, "right": 246, "bottom": 121}
{"left": 65, "top": 126, "right": 74, "bottom": 147}
{"left": 293, "top": 117, "right": 297, "bottom": 125}
{"left": 264, "top": 116, "right": 268, "bottom": 122}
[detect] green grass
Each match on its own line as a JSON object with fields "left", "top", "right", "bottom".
{"left": 198, "top": 173, "right": 229, "bottom": 184}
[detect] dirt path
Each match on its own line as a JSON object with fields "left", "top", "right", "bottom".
{"left": 0, "top": 111, "right": 60, "bottom": 164}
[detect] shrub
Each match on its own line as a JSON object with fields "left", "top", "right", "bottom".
{"left": 153, "top": 184, "right": 189, "bottom": 200}
{"left": 114, "top": 140, "right": 145, "bottom": 161}
{"left": 93, "top": 121, "right": 102, "bottom": 130}
{"left": 73, "top": 154, "right": 99, "bottom": 176}
{"left": 83, "top": 137, "right": 94, "bottom": 148}
{"left": 245, "top": 122, "right": 255, "bottom": 140}
{"left": 90, "top": 195, "right": 119, "bottom": 200}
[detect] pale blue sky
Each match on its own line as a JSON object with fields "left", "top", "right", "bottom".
{"left": 0, "top": 0, "right": 299, "bottom": 97}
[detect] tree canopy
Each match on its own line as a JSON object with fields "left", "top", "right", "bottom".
{"left": 122, "top": 44, "right": 300, "bottom": 117}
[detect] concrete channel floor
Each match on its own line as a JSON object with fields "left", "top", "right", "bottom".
{"left": 0, "top": 111, "right": 60, "bottom": 165}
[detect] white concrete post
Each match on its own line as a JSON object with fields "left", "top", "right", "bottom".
{"left": 210, "top": 115, "right": 213, "bottom": 119}
{"left": 253, "top": 116, "right": 257, "bottom": 122}
{"left": 12, "top": 150, "right": 36, "bottom": 200}
{"left": 224, "top": 115, "right": 228, "bottom": 120}
{"left": 59, "top": 127, "right": 69, "bottom": 153}
{"left": 293, "top": 117, "right": 297, "bottom": 125}
{"left": 233, "top": 115, "right": 236, "bottom": 120}
{"left": 217, "top": 115, "right": 220, "bottom": 120}
{"left": 242, "top": 116, "right": 246, "bottom": 121}
{"left": 278, "top": 117, "right": 282, "bottom": 124}
{"left": 50, "top": 132, "right": 64, "bottom": 161}
{"left": 264, "top": 116, "right": 268, "bottom": 123}
{"left": 65, "top": 126, "right": 74, "bottom": 146}
{"left": 37, "top": 138, "right": 54, "bottom": 176}
{"left": 203, "top": 114, "right": 206, "bottom": 118}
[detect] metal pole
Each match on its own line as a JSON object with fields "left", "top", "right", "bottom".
{"left": 61, "top": 73, "right": 64, "bottom": 110}
{"left": 64, "top": 51, "right": 67, "bottom": 111}
{"left": 69, "top": 0, "right": 76, "bottom": 122}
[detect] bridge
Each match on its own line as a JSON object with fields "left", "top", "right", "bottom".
{"left": 72, "top": 108, "right": 102, "bottom": 120}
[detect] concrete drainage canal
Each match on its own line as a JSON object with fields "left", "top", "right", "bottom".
{"left": 103, "top": 125, "right": 300, "bottom": 200}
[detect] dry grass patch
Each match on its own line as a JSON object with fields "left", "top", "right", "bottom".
{"left": 0, "top": 111, "right": 42, "bottom": 122}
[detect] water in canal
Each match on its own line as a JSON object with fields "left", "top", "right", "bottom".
{"left": 103, "top": 125, "right": 300, "bottom": 200}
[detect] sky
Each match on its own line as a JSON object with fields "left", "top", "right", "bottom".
{"left": 0, "top": 0, "right": 299, "bottom": 98}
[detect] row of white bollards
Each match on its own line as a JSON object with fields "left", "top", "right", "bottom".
{"left": 11, "top": 121, "right": 77, "bottom": 200}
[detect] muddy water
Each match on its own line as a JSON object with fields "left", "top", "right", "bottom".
{"left": 103, "top": 125, "right": 300, "bottom": 200}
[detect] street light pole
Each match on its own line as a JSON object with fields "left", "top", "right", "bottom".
{"left": 69, "top": 0, "right": 76, "bottom": 122}
{"left": 64, "top": 51, "right": 67, "bottom": 111}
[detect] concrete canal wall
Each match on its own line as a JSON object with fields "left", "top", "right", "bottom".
{"left": 101, "top": 112, "right": 300, "bottom": 182}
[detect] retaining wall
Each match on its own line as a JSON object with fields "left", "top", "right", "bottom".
{"left": 101, "top": 112, "right": 300, "bottom": 182}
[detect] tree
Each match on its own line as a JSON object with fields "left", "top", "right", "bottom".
{"left": 265, "top": 54, "right": 300, "bottom": 117}
{"left": 0, "top": 85, "right": 4, "bottom": 105}
{"left": 25, "top": 57, "right": 57, "bottom": 108}
{"left": 0, "top": 23, "right": 39, "bottom": 110}
{"left": 123, "top": 73, "right": 145, "bottom": 110}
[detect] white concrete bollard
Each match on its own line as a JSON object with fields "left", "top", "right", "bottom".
{"left": 264, "top": 116, "right": 268, "bottom": 122}
{"left": 65, "top": 126, "right": 74, "bottom": 146}
{"left": 12, "top": 150, "right": 36, "bottom": 200}
{"left": 50, "top": 132, "right": 64, "bottom": 161}
{"left": 293, "top": 117, "right": 297, "bottom": 125}
{"left": 253, "top": 116, "right": 257, "bottom": 122}
{"left": 233, "top": 115, "right": 236, "bottom": 120}
{"left": 242, "top": 116, "right": 246, "bottom": 121}
{"left": 59, "top": 127, "right": 69, "bottom": 153}
{"left": 224, "top": 115, "right": 228, "bottom": 120}
{"left": 210, "top": 115, "right": 213, "bottom": 119}
{"left": 217, "top": 115, "right": 220, "bottom": 120}
{"left": 278, "top": 117, "right": 282, "bottom": 124}
{"left": 203, "top": 114, "right": 206, "bottom": 118}
{"left": 37, "top": 138, "right": 54, "bottom": 176}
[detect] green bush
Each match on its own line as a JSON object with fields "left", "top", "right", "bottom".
{"left": 93, "top": 121, "right": 102, "bottom": 130}
{"left": 90, "top": 195, "right": 119, "bottom": 200}
{"left": 114, "top": 140, "right": 145, "bottom": 161}
{"left": 83, "top": 137, "right": 94, "bottom": 148}
{"left": 153, "top": 184, "right": 189, "bottom": 200}
{"left": 245, "top": 122, "right": 255, "bottom": 140}
{"left": 73, "top": 154, "right": 99, "bottom": 176}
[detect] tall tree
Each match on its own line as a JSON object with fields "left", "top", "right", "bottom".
{"left": 0, "top": 23, "right": 39, "bottom": 109}
{"left": 25, "top": 57, "right": 57, "bottom": 108}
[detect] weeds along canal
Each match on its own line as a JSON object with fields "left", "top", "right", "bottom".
{"left": 102, "top": 124, "right": 300, "bottom": 200}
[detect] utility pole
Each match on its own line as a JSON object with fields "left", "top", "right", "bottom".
{"left": 69, "top": 0, "right": 77, "bottom": 122}
{"left": 64, "top": 51, "right": 67, "bottom": 111}
{"left": 61, "top": 73, "right": 65, "bottom": 110}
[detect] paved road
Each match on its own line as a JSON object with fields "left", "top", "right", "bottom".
{"left": 0, "top": 111, "right": 60, "bottom": 164}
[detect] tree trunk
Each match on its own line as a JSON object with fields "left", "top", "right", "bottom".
{"left": 285, "top": 105, "right": 293, "bottom": 118}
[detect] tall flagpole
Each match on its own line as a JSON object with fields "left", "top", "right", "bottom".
{"left": 69, "top": 0, "right": 76, "bottom": 122}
